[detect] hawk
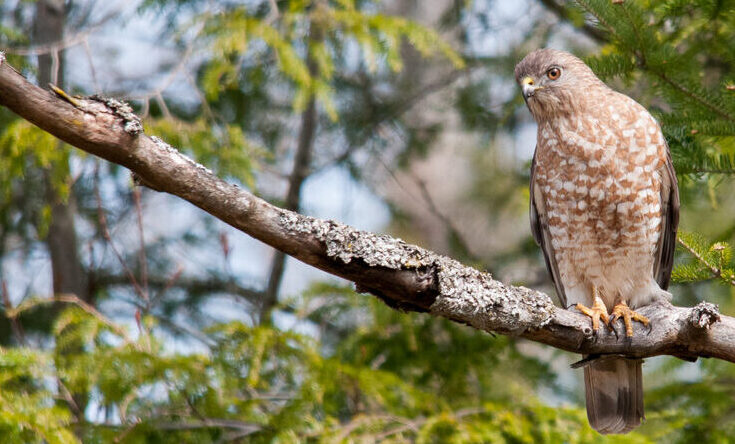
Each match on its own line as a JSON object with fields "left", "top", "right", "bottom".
{"left": 515, "top": 49, "right": 679, "bottom": 434}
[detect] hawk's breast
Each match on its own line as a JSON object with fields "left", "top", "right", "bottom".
{"left": 533, "top": 95, "right": 667, "bottom": 302}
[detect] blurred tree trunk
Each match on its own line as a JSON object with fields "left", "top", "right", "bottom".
{"left": 34, "top": 0, "right": 89, "bottom": 425}
{"left": 34, "top": 0, "right": 89, "bottom": 303}
{"left": 259, "top": 99, "right": 316, "bottom": 323}
{"left": 259, "top": 22, "right": 321, "bottom": 324}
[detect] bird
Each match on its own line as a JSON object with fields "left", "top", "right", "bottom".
{"left": 514, "top": 49, "right": 679, "bottom": 434}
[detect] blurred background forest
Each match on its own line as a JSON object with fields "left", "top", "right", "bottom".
{"left": 1, "top": 0, "right": 735, "bottom": 442}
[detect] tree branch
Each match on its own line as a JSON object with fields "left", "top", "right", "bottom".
{"left": 0, "top": 53, "right": 734, "bottom": 363}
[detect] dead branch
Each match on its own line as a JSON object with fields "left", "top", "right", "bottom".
{"left": 0, "top": 53, "right": 733, "bottom": 363}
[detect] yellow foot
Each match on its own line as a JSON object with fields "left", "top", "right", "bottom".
{"left": 575, "top": 296, "right": 610, "bottom": 331}
{"left": 611, "top": 301, "right": 649, "bottom": 337}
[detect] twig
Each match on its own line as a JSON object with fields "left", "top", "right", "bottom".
{"left": 83, "top": 39, "right": 100, "bottom": 94}
{"left": 8, "top": 294, "right": 138, "bottom": 348}
{"left": 150, "top": 264, "right": 184, "bottom": 306}
{"left": 6, "top": 10, "right": 119, "bottom": 56}
{"left": 332, "top": 414, "right": 410, "bottom": 441}
{"left": 371, "top": 407, "right": 484, "bottom": 441}
{"left": 154, "top": 418, "right": 262, "bottom": 432}
{"left": 93, "top": 163, "right": 147, "bottom": 302}
{"left": 265, "top": 0, "right": 280, "bottom": 24}
{"left": 334, "top": 408, "right": 486, "bottom": 441}
{"left": 574, "top": 0, "right": 621, "bottom": 42}
{"left": 655, "top": 72, "right": 735, "bottom": 123}
{"left": 129, "top": 30, "right": 200, "bottom": 105}
{"left": 314, "top": 69, "right": 469, "bottom": 171}
{"left": 413, "top": 175, "right": 485, "bottom": 267}
{"left": 96, "top": 271, "right": 263, "bottom": 305}
{"left": 55, "top": 377, "right": 84, "bottom": 421}
{"left": 184, "top": 71, "right": 216, "bottom": 121}
{"left": 155, "top": 92, "right": 172, "bottom": 120}
{"left": 132, "top": 187, "right": 151, "bottom": 309}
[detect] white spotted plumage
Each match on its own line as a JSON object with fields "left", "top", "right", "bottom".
{"left": 533, "top": 88, "right": 671, "bottom": 309}
{"left": 517, "top": 49, "right": 679, "bottom": 434}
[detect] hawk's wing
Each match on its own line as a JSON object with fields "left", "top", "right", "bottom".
{"left": 530, "top": 149, "right": 567, "bottom": 306}
{"left": 654, "top": 146, "right": 680, "bottom": 290}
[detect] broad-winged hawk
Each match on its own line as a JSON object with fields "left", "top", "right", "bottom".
{"left": 515, "top": 49, "right": 679, "bottom": 434}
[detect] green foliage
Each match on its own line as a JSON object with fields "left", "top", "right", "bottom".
{"left": 0, "top": 348, "right": 78, "bottom": 444}
{"left": 572, "top": 0, "right": 735, "bottom": 176}
{"left": 0, "top": 9, "right": 75, "bottom": 243}
{"left": 646, "top": 358, "right": 735, "bottom": 442}
{"left": 198, "top": 0, "right": 464, "bottom": 119}
{"left": 0, "top": 120, "right": 70, "bottom": 197}
{"left": 0, "top": 292, "right": 603, "bottom": 443}
{"left": 0, "top": 119, "right": 71, "bottom": 238}
{"left": 583, "top": 52, "right": 636, "bottom": 80}
{"left": 571, "top": 0, "right": 735, "bottom": 282}
{"left": 673, "top": 232, "right": 735, "bottom": 286}
{"left": 665, "top": 124, "right": 735, "bottom": 175}
{"left": 564, "top": 3, "right": 735, "bottom": 441}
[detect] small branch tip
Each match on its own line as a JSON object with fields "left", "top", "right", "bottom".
{"left": 49, "top": 83, "right": 82, "bottom": 107}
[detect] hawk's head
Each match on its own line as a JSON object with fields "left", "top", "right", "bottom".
{"left": 514, "top": 48, "right": 604, "bottom": 119}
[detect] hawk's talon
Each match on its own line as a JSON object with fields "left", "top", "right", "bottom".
{"left": 610, "top": 301, "right": 649, "bottom": 337}
{"left": 609, "top": 320, "right": 621, "bottom": 340}
{"left": 575, "top": 296, "right": 610, "bottom": 332}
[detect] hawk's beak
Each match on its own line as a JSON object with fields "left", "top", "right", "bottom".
{"left": 521, "top": 76, "right": 540, "bottom": 100}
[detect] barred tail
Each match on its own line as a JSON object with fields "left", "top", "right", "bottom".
{"left": 583, "top": 356, "right": 644, "bottom": 434}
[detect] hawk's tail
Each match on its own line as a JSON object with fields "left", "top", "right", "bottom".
{"left": 583, "top": 356, "right": 644, "bottom": 434}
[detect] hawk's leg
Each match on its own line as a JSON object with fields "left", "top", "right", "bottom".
{"left": 611, "top": 301, "right": 649, "bottom": 337}
{"left": 575, "top": 288, "right": 610, "bottom": 331}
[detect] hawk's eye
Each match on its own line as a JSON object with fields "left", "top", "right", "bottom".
{"left": 547, "top": 67, "right": 561, "bottom": 80}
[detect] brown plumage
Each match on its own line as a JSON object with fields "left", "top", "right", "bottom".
{"left": 516, "top": 49, "right": 679, "bottom": 434}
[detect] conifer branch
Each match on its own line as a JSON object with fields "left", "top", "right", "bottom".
{"left": 538, "top": 0, "right": 608, "bottom": 43}
{"left": 654, "top": 72, "right": 735, "bottom": 123}
{"left": 1, "top": 55, "right": 735, "bottom": 364}
{"left": 677, "top": 237, "right": 735, "bottom": 287}
{"left": 572, "top": 0, "right": 620, "bottom": 43}
{"left": 569, "top": 1, "right": 735, "bottom": 124}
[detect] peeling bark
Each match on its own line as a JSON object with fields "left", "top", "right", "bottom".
{"left": 0, "top": 54, "right": 734, "bottom": 363}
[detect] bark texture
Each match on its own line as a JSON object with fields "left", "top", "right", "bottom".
{"left": 0, "top": 53, "right": 733, "bottom": 363}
